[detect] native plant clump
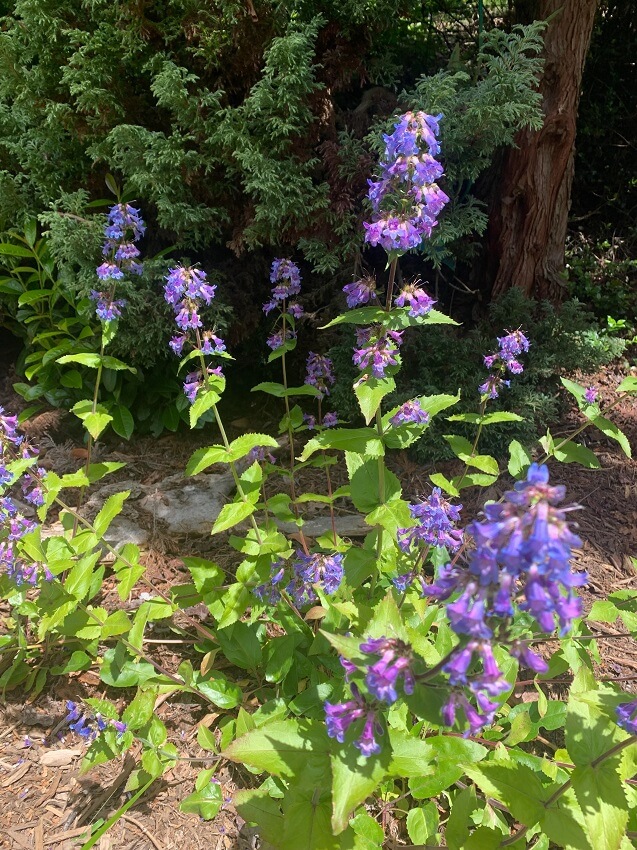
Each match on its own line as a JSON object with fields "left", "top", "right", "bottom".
{"left": 1, "top": 111, "right": 637, "bottom": 850}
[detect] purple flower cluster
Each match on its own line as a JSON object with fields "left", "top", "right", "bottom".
{"left": 423, "top": 464, "right": 584, "bottom": 732}
{"left": 394, "top": 282, "right": 436, "bottom": 317}
{"left": 93, "top": 204, "right": 145, "bottom": 321}
{"left": 343, "top": 277, "right": 377, "bottom": 309}
{"left": 398, "top": 487, "right": 463, "bottom": 552}
{"left": 0, "top": 409, "right": 50, "bottom": 587}
{"left": 584, "top": 386, "right": 598, "bottom": 404}
{"left": 389, "top": 399, "right": 429, "bottom": 427}
{"left": 65, "top": 701, "right": 127, "bottom": 741}
{"left": 263, "top": 259, "right": 303, "bottom": 351}
{"left": 267, "top": 328, "right": 296, "bottom": 351}
{"left": 305, "top": 352, "right": 335, "bottom": 398}
{"left": 254, "top": 551, "right": 344, "bottom": 607}
{"left": 360, "top": 637, "right": 414, "bottom": 703}
{"left": 163, "top": 265, "right": 226, "bottom": 402}
{"left": 479, "top": 329, "right": 530, "bottom": 399}
{"left": 247, "top": 445, "right": 277, "bottom": 465}
{"left": 325, "top": 684, "right": 383, "bottom": 756}
{"left": 353, "top": 328, "right": 403, "bottom": 379}
{"left": 183, "top": 366, "right": 224, "bottom": 405}
{"left": 363, "top": 111, "right": 449, "bottom": 254}
{"left": 616, "top": 700, "right": 637, "bottom": 736}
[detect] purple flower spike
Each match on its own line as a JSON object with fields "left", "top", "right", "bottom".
{"left": 360, "top": 637, "right": 414, "bottom": 704}
{"left": 305, "top": 353, "right": 335, "bottom": 398}
{"left": 398, "top": 487, "right": 463, "bottom": 552}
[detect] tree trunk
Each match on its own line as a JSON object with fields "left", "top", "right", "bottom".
{"left": 487, "top": 0, "right": 599, "bottom": 302}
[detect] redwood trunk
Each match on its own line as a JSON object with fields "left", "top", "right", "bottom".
{"left": 487, "top": 0, "right": 598, "bottom": 301}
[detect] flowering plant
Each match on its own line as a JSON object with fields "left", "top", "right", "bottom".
{"left": 1, "top": 112, "right": 637, "bottom": 849}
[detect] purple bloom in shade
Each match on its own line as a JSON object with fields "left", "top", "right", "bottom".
{"left": 89, "top": 290, "right": 126, "bottom": 322}
{"left": 287, "top": 302, "right": 304, "bottom": 319}
{"left": 303, "top": 413, "right": 316, "bottom": 430}
{"left": 107, "top": 203, "right": 146, "bottom": 240}
{"left": 0, "top": 466, "right": 13, "bottom": 486}
{"left": 616, "top": 700, "right": 637, "bottom": 736}
{"left": 175, "top": 305, "right": 202, "bottom": 331}
{"left": 114, "top": 242, "right": 140, "bottom": 261}
{"left": 248, "top": 446, "right": 276, "bottom": 465}
{"left": 164, "top": 266, "right": 216, "bottom": 309}
{"left": 22, "top": 469, "right": 45, "bottom": 507}
{"left": 394, "top": 283, "right": 436, "bottom": 317}
{"left": 498, "top": 329, "right": 530, "bottom": 360}
{"left": 270, "top": 258, "right": 302, "bottom": 292}
{"left": 353, "top": 329, "right": 403, "bottom": 378}
{"left": 267, "top": 328, "right": 296, "bottom": 351}
{"left": 253, "top": 560, "right": 286, "bottom": 604}
{"left": 169, "top": 335, "right": 187, "bottom": 356}
{"left": 322, "top": 412, "right": 338, "bottom": 428}
{"left": 479, "top": 374, "right": 510, "bottom": 400}
{"left": 584, "top": 386, "right": 598, "bottom": 404}
{"left": 356, "top": 713, "right": 382, "bottom": 757}
{"left": 343, "top": 278, "right": 376, "bottom": 308}
{"left": 305, "top": 352, "right": 335, "bottom": 398}
{"left": 389, "top": 399, "right": 429, "bottom": 427}
{"left": 200, "top": 332, "right": 226, "bottom": 355}
{"left": 182, "top": 366, "right": 224, "bottom": 404}
{"left": 360, "top": 637, "right": 414, "bottom": 704}
{"left": 113, "top": 720, "right": 127, "bottom": 736}
{"left": 398, "top": 487, "right": 463, "bottom": 552}
{"left": 442, "top": 692, "right": 496, "bottom": 736}
{"left": 262, "top": 299, "right": 277, "bottom": 315}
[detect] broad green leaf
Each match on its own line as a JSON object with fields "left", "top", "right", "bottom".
{"left": 321, "top": 306, "right": 388, "bottom": 328}
{"left": 331, "top": 746, "right": 388, "bottom": 834}
{"left": 387, "top": 729, "right": 434, "bottom": 776}
{"left": 508, "top": 439, "right": 533, "bottom": 477}
{"left": 465, "top": 762, "right": 546, "bottom": 825}
{"left": 185, "top": 445, "right": 228, "bottom": 475}
{"left": 100, "top": 610, "right": 132, "bottom": 639}
{"left": 429, "top": 472, "right": 460, "bottom": 496}
{"left": 189, "top": 385, "right": 223, "bottom": 428}
{"left": 110, "top": 404, "right": 134, "bottom": 440}
{"left": 354, "top": 376, "right": 395, "bottom": 425}
{"left": 407, "top": 803, "right": 438, "bottom": 844}
{"left": 58, "top": 353, "right": 102, "bottom": 368}
{"left": 365, "top": 497, "right": 411, "bottom": 536}
{"left": 252, "top": 381, "right": 321, "bottom": 398}
{"left": 540, "top": 434, "right": 600, "bottom": 468}
{"left": 227, "top": 433, "right": 279, "bottom": 462}
{"left": 350, "top": 812, "right": 384, "bottom": 848}
{"left": 0, "top": 242, "right": 33, "bottom": 257}
{"left": 122, "top": 689, "right": 156, "bottom": 731}
{"left": 211, "top": 500, "right": 255, "bottom": 535}
{"left": 448, "top": 411, "right": 523, "bottom": 425}
{"left": 443, "top": 434, "right": 499, "bottom": 475}
{"left": 299, "top": 428, "right": 384, "bottom": 461}
{"left": 617, "top": 376, "right": 637, "bottom": 393}
{"left": 216, "top": 622, "right": 263, "bottom": 669}
{"left": 93, "top": 491, "right": 129, "bottom": 537}
{"left": 100, "top": 355, "right": 136, "bottom": 372}
{"left": 349, "top": 458, "right": 401, "bottom": 513}
{"left": 179, "top": 779, "right": 223, "bottom": 820}
{"left": 194, "top": 672, "right": 242, "bottom": 709}
{"left": 571, "top": 763, "right": 628, "bottom": 850}
{"left": 223, "top": 719, "right": 330, "bottom": 779}
{"left": 588, "top": 414, "right": 632, "bottom": 458}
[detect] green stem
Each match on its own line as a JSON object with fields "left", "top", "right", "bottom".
{"left": 371, "top": 407, "right": 386, "bottom": 598}
{"left": 538, "top": 393, "right": 625, "bottom": 462}
{"left": 384, "top": 256, "right": 399, "bottom": 312}
{"left": 318, "top": 397, "right": 338, "bottom": 547}
{"left": 455, "top": 398, "right": 486, "bottom": 492}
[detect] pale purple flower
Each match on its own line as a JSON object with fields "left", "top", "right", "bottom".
{"left": 584, "top": 386, "right": 598, "bottom": 404}
{"left": 389, "top": 400, "right": 429, "bottom": 427}
{"left": 394, "top": 283, "right": 436, "bottom": 317}
{"left": 343, "top": 278, "right": 376, "bottom": 308}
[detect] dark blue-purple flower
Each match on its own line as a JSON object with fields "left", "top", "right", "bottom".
{"left": 389, "top": 399, "right": 429, "bottom": 427}
{"left": 616, "top": 700, "right": 637, "bottom": 736}
{"left": 360, "top": 637, "right": 414, "bottom": 704}
{"left": 398, "top": 487, "right": 463, "bottom": 552}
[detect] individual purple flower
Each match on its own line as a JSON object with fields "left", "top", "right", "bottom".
{"left": 169, "top": 335, "right": 187, "bottom": 356}
{"left": 253, "top": 560, "right": 286, "bottom": 605}
{"left": 353, "top": 328, "right": 403, "bottom": 378}
{"left": 22, "top": 469, "right": 45, "bottom": 507}
{"left": 305, "top": 352, "right": 335, "bottom": 398}
{"left": 398, "top": 487, "right": 463, "bottom": 552}
{"left": 395, "top": 283, "right": 436, "bottom": 317}
{"left": 287, "top": 302, "right": 304, "bottom": 319}
{"left": 478, "top": 374, "right": 511, "bottom": 400}
{"left": 96, "top": 262, "right": 124, "bottom": 281}
{"left": 343, "top": 278, "right": 376, "bottom": 309}
{"left": 360, "top": 637, "right": 414, "bottom": 704}
{"left": 616, "top": 700, "right": 637, "bottom": 736}
{"left": 584, "top": 386, "right": 598, "bottom": 404}
{"left": 182, "top": 366, "right": 223, "bottom": 404}
{"left": 303, "top": 413, "right": 316, "bottom": 430}
{"left": 248, "top": 446, "right": 277, "bottom": 465}
{"left": 200, "top": 331, "right": 226, "bottom": 355}
{"left": 325, "top": 684, "right": 382, "bottom": 756}
{"left": 510, "top": 640, "right": 548, "bottom": 674}
{"left": 391, "top": 571, "right": 414, "bottom": 593}
{"left": 389, "top": 399, "right": 429, "bottom": 427}
{"left": 322, "top": 412, "right": 338, "bottom": 428}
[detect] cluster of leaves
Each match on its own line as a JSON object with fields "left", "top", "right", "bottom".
{"left": 2, "top": 238, "right": 637, "bottom": 848}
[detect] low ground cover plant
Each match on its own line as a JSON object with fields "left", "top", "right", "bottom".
{"left": 1, "top": 110, "right": 637, "bottom": 850}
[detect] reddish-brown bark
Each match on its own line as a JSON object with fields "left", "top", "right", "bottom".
{"left": 487, "top": 0, "right": 599, "bottom": 301}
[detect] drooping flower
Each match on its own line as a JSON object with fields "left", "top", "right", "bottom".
{"left": 65, "top": 701, "right": 127, "bottom": 741}
{"left": 322, "top": 411, "right": 338, "bottom": 428}
{"left": 305, "top": 353, "right": 335, "bottom": 398}
{"left": 353, "top": 328, "right": 403, "bottom": 379}
{"left": 287, "top": 551, "right": 344, "bottom": 606}
{"left": 89, "top": 290, "right": 127, "bottom": 322}
{"left": 343, "top": 278, "right": 376, "bottom": 309}
{"left": 325, "top": 684, "right": 382, "bottom": 756}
